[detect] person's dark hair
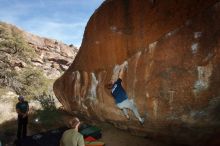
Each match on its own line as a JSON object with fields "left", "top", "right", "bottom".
{"left": 18, "top": 95, "right": 24, "bottom": 99}
{"left": 106, "top": 83, "right": 113, "bottom": 89}
{"left": 69, "top": 117, "right": 80, "bottom": 128}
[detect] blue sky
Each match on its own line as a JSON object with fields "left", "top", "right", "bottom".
{"left": 0, "top": 0, "right": 104, "bottom": 47}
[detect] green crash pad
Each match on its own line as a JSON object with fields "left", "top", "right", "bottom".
{"left": 80, "top": 126, "right": 102, "bottom": 139}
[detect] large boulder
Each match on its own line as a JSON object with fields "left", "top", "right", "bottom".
{"left": 54, "top": 0, "right": 220, "bottom": 145}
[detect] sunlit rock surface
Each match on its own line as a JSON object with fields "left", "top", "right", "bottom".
{"left": 0, "top": 22, "right": 78, "bottom": 79}
{"left": 0, "top": 91, "right": 17, "bottom": 124}
{"left": 23, "top": 32, "right": 78, "bottom": 79}
{"left": 54, "top": 0, "right": 220, "bottom": 145}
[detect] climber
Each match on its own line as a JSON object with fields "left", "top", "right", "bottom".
{"left": 16, "top": 95, "right": 29, "bottom": 139}
{"left": 60, "top": 117, "right": 85, "bottom": 146}
{"left": 106, "top": 61, "right": 145, "bottom": 125}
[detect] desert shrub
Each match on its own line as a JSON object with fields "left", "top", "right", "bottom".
{"left": 0, "top": 22, "right": 36, "bottom": 60}
{"left": 34, "top": 93, "right": 56, "bottom": 111}
{"left": 14, "top": 67, "right": 53, "bottom": 97}
{"left": 0, "top": 22, "right": 53, "bottom": 99}
{"left": 31, "top": 93, "right": 63, "bottom": 128}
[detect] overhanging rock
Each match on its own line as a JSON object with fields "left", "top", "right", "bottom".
{"left": 54, "top": 0, "right": 220, "bottom": 145}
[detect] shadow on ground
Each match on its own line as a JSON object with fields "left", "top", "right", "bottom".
{"left": 0, "top": 108, "right": 69, "bottom": 146}
{"left": 1, "top": 107, "right": 220, "bottom": 146}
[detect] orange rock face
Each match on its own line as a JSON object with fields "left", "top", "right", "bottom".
{"left": 54, "top": 0, "right": 220, "bottom": 145}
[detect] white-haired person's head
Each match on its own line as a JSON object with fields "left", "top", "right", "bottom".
{"left": 69, "top": 117, "right": 80, "bottom": 130}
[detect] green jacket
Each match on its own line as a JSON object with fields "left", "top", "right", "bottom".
{"left": 60, "top": 129, "right": 84, "bottom": 146}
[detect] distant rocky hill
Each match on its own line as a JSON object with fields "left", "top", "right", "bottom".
{"left": 23, "top": 31, "right": 78, "bottom": 79}
{"left": 0, "top": 21, "right": 78, "bottom": 97}
{"left": 0, "top": 21, "right": 78, "bottom": 125}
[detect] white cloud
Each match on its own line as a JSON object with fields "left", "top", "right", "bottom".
{"left": 0, "top": 0, "right": 104, "bottom": 47}
{"left": 23, "top": 18, "right": 87, "bottom": 47}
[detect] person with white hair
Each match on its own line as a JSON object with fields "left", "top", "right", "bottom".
{"left": 60, "top": 117, "right": 85, "bottom": 146}
{"left": 16, "top": 95, "right": 29, "bottom": 139}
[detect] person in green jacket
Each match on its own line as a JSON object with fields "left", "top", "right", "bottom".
{"left": 60, "top": 117, "right": 85, "bottom": 146}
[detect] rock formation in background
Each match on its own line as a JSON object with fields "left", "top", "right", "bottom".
{"left": 54, "top": 0, "right": 220, "bottom": 145}
{"left": 23, "top": 31, "right": 78, "bottom": 79}
{"left": 0, "top": 22, "right": 78, "bottom": 124}
{"left": 0, "top": 22, "right": 78, "bottom": 95}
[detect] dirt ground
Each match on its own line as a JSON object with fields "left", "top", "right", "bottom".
{"left": 64, "top": 114, "right": 168, "bottom": 146}
{"left": 0, "top": 110, "right": 167, "bottom": 146}
{"left": 97, "top": 122, "right": 164, "bottom": 146}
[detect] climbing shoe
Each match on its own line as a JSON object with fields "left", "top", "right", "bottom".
{"left": 139, "top": 118, "right": 145, "bottom": 125}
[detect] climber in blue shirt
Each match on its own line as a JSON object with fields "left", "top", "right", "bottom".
{"left": 111, "top": 78, "right": 128, "bottom": 103}
{"left": 107, "top": 61, "right": 144, "bottom": 125}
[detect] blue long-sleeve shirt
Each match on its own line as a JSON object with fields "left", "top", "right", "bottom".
{"left": 111, "top": 78, "right": 128, "bottom": 104}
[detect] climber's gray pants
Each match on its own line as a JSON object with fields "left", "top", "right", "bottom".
{"left": 117, "top": 99, "right": 141, "bottom": 119}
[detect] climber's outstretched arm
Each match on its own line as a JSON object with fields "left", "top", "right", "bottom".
{"left": 118, "top": 66, "right": 125, "bottom": 80}
{"left": 118, "top": 61, "right": 128, "bottom": 80}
